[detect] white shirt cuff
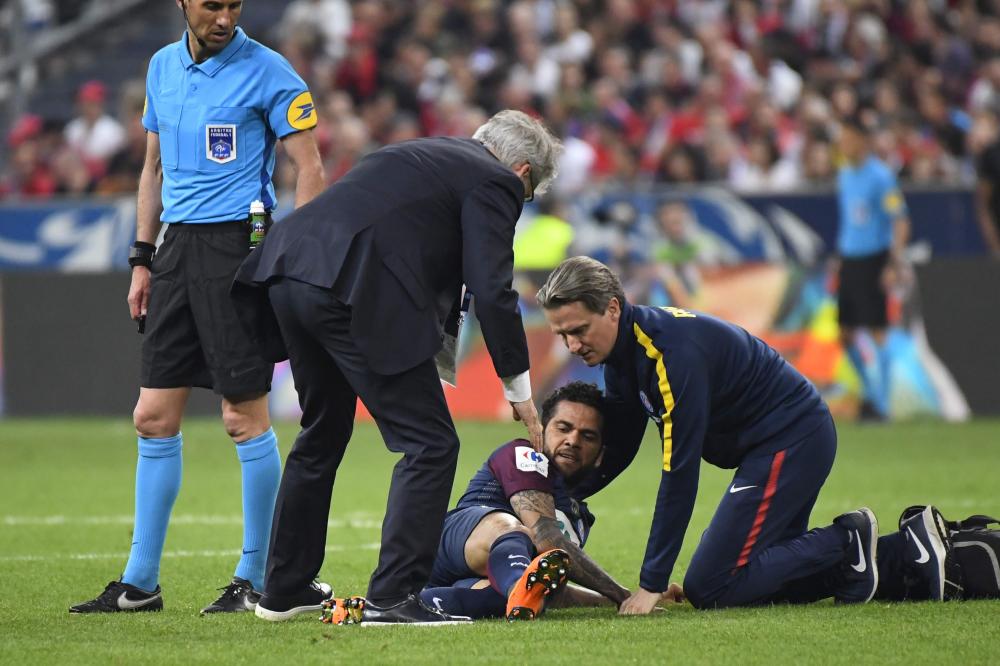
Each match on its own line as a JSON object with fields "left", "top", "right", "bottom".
{"left": 501, "top": 371, "right": 532, "bottom": 403}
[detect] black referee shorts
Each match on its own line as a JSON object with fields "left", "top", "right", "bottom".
{"left": 140, "top": 221, "right": 273, "bottom": 396}
{"left": 837, "top": 250, "right": 889, "bottom": 330}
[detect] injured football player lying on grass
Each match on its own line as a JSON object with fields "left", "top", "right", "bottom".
{"left": 322, "top": 381, "right": 683, "bottom": 625}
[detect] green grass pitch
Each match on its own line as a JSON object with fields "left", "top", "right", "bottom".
{"left": 1, "top": 417, "right": 999, "bottom": 664}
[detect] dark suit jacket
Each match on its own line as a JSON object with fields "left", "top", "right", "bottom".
{"left": 233, "top": 136, "right": 530, "bottom": 378}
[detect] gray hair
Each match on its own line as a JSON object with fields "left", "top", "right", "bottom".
{"left": 536, "top": 256, "right": 625, "bottom": 314}
{"left": 473, "top": 110, "right": 562, "bottom": 195}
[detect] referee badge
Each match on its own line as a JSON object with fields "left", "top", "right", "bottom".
{"left": 206, "top": 124, "right": 237, "bottom": 164}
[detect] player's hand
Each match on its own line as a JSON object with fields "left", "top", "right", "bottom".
{"left": 618, "top": 587, "right": 662, "bottom": 615}
{"left": 661, "top": 582, "right": 685, "bottom": 604}
{"left": 510, "top": 399, "right": 543, "bottom": 452}
{"left": 128, "top": 266, "right": 151, "bottom": 320}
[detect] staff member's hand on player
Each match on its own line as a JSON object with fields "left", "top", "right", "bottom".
{"left": 510, "top": 398, "right": 543, "bottom": 452}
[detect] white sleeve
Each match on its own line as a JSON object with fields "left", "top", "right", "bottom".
{"left": 501, "top": 370, "right": 532, "bottom": 403}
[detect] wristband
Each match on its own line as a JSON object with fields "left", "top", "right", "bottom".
{"left": 128, "top": 241, "right": 156, "bottom": 269}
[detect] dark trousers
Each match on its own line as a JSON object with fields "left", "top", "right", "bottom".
{"left": 683, "top": 416, "right": 847, "bottom": 608}
{"left": 264, "top": 278, "right": 460, "bottom": 604}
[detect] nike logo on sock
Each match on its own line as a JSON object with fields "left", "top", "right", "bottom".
{"left": 906, "top": 526, "right": 930, "bottom": 563}
{"left": 242, "top": 549, "right": 259, "bottom": 555}
{"left": 117, "top": 592, "right": 158, "bottom": 610}
{"left": 507, "top": 554, "right": 530, "bottom": 561}
{"left": 431, "top": 597, "right": 445, "bottom": 612}
{"left": 729, "top": 484, "right": 757, "bottom": 494}
{"left": 850, "top": 531, "right": 867, "bottom": 572}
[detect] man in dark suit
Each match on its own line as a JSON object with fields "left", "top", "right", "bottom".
{"left": 234, "top": 110, "right": 562, "bottom": 624}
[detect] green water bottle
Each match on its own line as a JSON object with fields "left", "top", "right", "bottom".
{"left": 249, "top": 200, "right": 267, "bottom": 250}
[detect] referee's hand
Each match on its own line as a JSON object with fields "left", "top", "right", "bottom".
{"left": 128, "top": 266, "right": 152, "bottom": 321}
{"left": 510, "top": 399, "right": 543, "bottom": 452}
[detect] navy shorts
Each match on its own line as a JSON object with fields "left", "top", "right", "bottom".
{"left": 428, "top": 506, "right": 507, "bottom": 587}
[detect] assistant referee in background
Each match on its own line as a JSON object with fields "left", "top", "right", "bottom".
{"left": 834, "top": 117, "right": 910, "bottom": 422}
{"left": 71, "top": 0, "right": 324, "bottom": 615}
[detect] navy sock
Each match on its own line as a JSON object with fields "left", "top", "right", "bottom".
{"left": 122, "top": 434, "right": 183, "bottom": 592}
{"left": 420, "top": 586, "right": 506, "bottom": 619}
{"left": 486, "top": 531, "right": 536, "bottom": 596}
{"left": 233, "top": 428, "right": 280, "bottom": 591}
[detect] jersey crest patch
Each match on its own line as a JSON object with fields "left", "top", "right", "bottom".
{"left": 514, "top": 446, "right": 549, "bottom": 477}
{"left": 286, "top": 91, "right": 317, "bottom": 131}
{"left": 206, "top": 124, "right": 237, "bottom": 164}
{"left": 639, "top": 391, "right": 663, "bottom": 424}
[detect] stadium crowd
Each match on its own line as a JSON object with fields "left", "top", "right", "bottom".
{"left": 3, "top": 0, "right": 1000, "bottom": 200}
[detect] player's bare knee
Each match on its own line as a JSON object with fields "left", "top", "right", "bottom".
{"left": 133, "top": 403, "right": 179, "bottom": 439}
{"left": 221, "top": 394, "right": 268, "bottom": 441}
{"left": 471, "top": 512, "right": 526, "bottom": 551}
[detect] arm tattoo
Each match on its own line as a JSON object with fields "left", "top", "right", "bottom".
{"left": 509, "top": 490, "right": 630, "bottom": 605}
{"left": 532, "top": 517, "right": 630, "bottom": 606}
{"left": 509, "top": 489, "right": 556, "bottom": 517}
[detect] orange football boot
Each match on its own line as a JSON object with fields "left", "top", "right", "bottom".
{"left": 505, "top": 548, "right": 570, "bottom": 621}
{"left": 320, "top": 596, "right": 366, "bottom": 625}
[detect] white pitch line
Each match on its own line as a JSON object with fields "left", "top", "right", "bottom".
{"left": 2, "top": 514, "right": 382, "bottom": 529}
{"left": 0, "top": 542, "right": 381, "bottom": 563}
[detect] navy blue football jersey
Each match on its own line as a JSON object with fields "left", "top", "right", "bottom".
{"left": 455, "top": 439, "right": 594, "bottom": 546}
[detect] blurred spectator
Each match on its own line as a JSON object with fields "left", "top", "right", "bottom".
{"left": 10, "top": 0, "right": 1000, "bottom": 201}
{"left": 647, "top": 199, "right": 735, "bottom": 307}
{"left": 729, "top": 134, "right": 801, "bottom": 192}
{"left": 974, "top": 111, "right": 1000, "bottom": 258}
{"left": 279, "top": 0, "right": 351, "bottom": 63}
{"left": 514, "top": 197, "right": 575, "bottom": 297}
{"left": 97, "top": 80, "right": 147, "bottom": 195}
{"left": 64, "top": 80, "right": 126, "bottom": 175}
{"left": 0, "top": 115, "right": 57, "bottom": 198}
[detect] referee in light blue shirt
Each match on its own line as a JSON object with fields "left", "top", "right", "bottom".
{"left": 835, "top": 117, "right": 910, "bottom": 421}
{"left": 70, "top": 0, "right": 325, "bottom": 615}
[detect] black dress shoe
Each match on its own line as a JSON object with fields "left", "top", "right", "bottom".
{"left": 361, "top": 594, "right": 472, "bottom": 626}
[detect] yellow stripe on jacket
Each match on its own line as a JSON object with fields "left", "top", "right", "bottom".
{"left": 633, "top": 322, "right": 676, "bottom": 471}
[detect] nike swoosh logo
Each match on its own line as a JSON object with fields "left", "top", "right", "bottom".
{"left": 850, "top": 531, "right": 867, "bottom": 573}
{"left": 907, "top": 526, "right": 930, "bottom": 563}
{"left": 729, "top": 484, "right": 757, "bottom": 494}
{"left": 117, "top": 591, "right": 157, "bottom": 610}
{"left": 507, "top": 554, "right": 530, "bottom": 560}
{"left": 242, "top": 549, "right": 259, "bottom": 555}
{"left": 431, "top": 596, "right": 444, "bottom": 612}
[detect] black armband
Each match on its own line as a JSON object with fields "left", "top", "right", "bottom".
{"left": 128, "top": 241, "right": 156, "bottom": 269}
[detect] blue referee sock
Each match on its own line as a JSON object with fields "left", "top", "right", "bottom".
{"left": 122, "top": 433, "right": 183, "bottom": 592}
{"left": 419, "top": 586, "right": 507, "bottom": 619}
{"left": 875, "top": 344, "right": 892, "bottom": 417}
{"left": 233, "top": 428, "right": 280, "bottom": 591}
{"left": 486, "top": 531, "right": 536, "bottom": 596}
{"left": 845, "top": 343, "right": 877, "bottom": 408}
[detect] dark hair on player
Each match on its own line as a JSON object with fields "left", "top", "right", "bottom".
{"left": 540, "top": 381, "right": 606, "bottom": 429}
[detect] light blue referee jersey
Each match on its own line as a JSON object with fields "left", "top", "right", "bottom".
{"left": 142, "top": 27, "right": 317, "bottom": 223}
{"left": 836, "top": 154, "right": 907, "bottom": 258}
